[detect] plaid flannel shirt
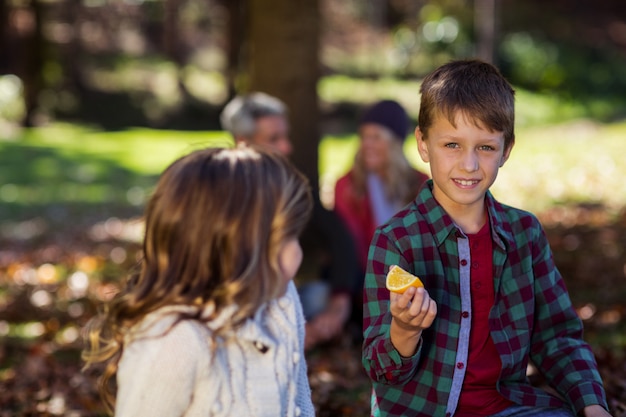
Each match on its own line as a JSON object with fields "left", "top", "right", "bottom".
{"left": 362, "top": 181, "right": 607, "bottom": 417}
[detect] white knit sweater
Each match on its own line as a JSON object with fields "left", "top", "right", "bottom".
{"left": 115, "top": 281, "right": 315, "bottom": 417}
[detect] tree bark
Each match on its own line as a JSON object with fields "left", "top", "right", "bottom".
{"left": 0, "top": 0, "right": 10, "bottom": 73}
{"left": 246, "top": 0, "right": 321, "bottom": 191}
{"left": 163, "top": 0, "right": 184, "bottom": 66}
{"left": 22, "top": 0, "right": 46, "bottom": 127}
{"left": 221, "top": 0, "right": 245, "bottom": 97}
{"left": 474, "top": 0, "right": 498, "bottom": 64}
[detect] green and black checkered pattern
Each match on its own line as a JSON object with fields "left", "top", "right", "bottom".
{"left": 362, "top": 181, "right": 608, "bottom": 417}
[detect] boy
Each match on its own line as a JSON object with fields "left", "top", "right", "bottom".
{"left": 362, "top": 60, "right": 611, "bottom": 417}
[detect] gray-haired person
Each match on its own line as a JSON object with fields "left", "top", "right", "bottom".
{"left": 221, "top": 92, "right": 362, "bottom": 349}
{"left": 220, "top": 92, "right": 293, "bottom": 156}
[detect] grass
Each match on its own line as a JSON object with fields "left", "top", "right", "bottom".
{"left": 2, "top": 117, "right": 626, "bottom": 250}
{"left": 3, "top": 117, "right": 626, "bottom": 220}
{"left": 0, "top": 124, "right": 232, "bottom": 226}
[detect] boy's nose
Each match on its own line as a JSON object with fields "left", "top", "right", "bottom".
{"left": 460, "top": 150, "right": 479, "bottom": 172}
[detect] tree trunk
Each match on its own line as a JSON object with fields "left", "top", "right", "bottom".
{"left": 221, "top": 0, "right": 245, "bottom": 97}
{"left": 163, "top": 0, "right": 184, "bottom": 66}
{"left": 246, "top": 0, "right": 321, "bottom": 191}
{"left": 474, "top": 0, "right": 498, "bottom": 64}
{"left": 0, "top": 0, "right": 10, "bottom": 73}
{"left": 20, "top": 0, "right": 45, "bottom": 127}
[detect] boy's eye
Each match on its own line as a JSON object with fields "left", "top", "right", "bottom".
{"left": 445, "top": 143, "right": 459, "bottom": 149}
{"left": 478, "top": 145, "right": 496, "bottom": 151}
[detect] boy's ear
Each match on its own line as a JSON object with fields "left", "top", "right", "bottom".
{"left": 500, "top": 140, "right": 515, "bottom": 167}
{"left": 415, "top": 126, "right": 430, "bottom": 163}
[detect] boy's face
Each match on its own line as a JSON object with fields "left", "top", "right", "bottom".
{"left": 416, "top": 111, "right": 513, "bottom": 217}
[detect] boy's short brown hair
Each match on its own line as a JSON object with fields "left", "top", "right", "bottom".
{"left": 417, "top": 59, "right": 515, "bottom": 149}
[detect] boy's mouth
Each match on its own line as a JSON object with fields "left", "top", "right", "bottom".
{"left": 454, "top": 179, "right": 480, "bottom": 186}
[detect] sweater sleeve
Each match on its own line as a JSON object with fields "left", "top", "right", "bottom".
{"left": 286, "top": 281, "right": 316, "bottom": 417}
{"left": 115, "top": 319, "right": 214, "bottom": 417}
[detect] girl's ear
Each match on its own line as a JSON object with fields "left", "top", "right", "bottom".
{"left": 415, "top": 126, "right": 430, "bottom": 163}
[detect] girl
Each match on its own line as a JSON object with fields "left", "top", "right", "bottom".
{"left": 83, "top": 145, "right": 315, "bottom": 416}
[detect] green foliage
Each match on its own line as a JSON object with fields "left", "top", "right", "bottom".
{"left": 499, "top": 32, "right": 626, "bottom": 121}
{"left": 318, "top": 74, "right": 600, "bottom": 127}
{"left": 500, "top": 33, "right": 563, "bottom": 89}
{"left": 0, "top": 75, "right": 25, "bottom": 124}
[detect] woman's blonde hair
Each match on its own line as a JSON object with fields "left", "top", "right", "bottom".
{"left": 82, "top": 144, "right": 312, "bottom": 412}
{"left": 351, "top": 129, "right": 420, "bottom": 205}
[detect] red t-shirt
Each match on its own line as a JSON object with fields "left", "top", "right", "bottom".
{"left": 455, "top": 220, "right": 514, "bottom": 417}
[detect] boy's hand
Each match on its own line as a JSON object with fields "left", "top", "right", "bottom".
{"left": 389, "top": 286, "right": 437, "bottom": 357}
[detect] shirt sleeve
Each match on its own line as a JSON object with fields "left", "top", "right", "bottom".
{"left": 362, "top": 229, "right": 422, "bottom": 385}
{"left": 528, "top": 222, "right": 608, "bottom": 412}
{"left": 115, "top": 319, "right": 214, "bottom": 417}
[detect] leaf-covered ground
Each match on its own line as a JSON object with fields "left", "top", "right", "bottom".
{"left": 1, "top": 205, "right": 625, "bottom": 416}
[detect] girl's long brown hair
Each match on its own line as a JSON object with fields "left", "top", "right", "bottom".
{"left": 82, "top": 145, "right": 312, "bottom": 412}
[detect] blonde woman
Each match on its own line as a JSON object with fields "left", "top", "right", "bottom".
{"left": 83, "top": 145, "right": 315, "bottom": 417}
{"left": 334, "top": 100, "right": 429, "bottom": 272}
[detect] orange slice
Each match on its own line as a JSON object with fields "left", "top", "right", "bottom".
{"left": 385, "top": 265, "right": 424, "bottom": 293}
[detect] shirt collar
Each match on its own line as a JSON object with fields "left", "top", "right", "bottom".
{"left": 415, "top": 180, "right": 514, "bottom": 251}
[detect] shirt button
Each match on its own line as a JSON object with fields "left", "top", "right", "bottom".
{"left": 471, "top": 261, "right": 479, "bottom": 269}
{"left": 295, "top": 407, "right": 301, "bottom": 416}
{"left": 293, "top": 352, "right": 300, "bottom": 363}
{"left": 462, "top": 311, "right": 469, "bottom": 318}
{"left": 460, "top": 259, "right": 468, "bottom": 266}
{"left": 475, "top": 282, "right": 482, "bottom": 289}
{"left": 446, "top": 413, "right": 451, "bottom": 417}
{"left": 457, "top": 362, "right": 465, "bottom": 369}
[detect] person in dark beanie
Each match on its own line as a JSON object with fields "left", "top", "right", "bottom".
{"left": 334, "top": 99, "right": 429, "bottom": 274}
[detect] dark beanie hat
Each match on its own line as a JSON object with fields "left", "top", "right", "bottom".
{"left": 359, "top": 99, "right": 410, "bottom": 142}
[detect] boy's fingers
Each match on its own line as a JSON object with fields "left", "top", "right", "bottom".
{"left": 408, "top": 287, "right": 428, "bottom": 315}
{"left": 391, "top": 287, "right": 415, "bottom": 309}
{"left": 420, "top": 300, "right": 438, "bottom": 328}
{"left": 406, "top": 290, "right": 438, "bottom": 326}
